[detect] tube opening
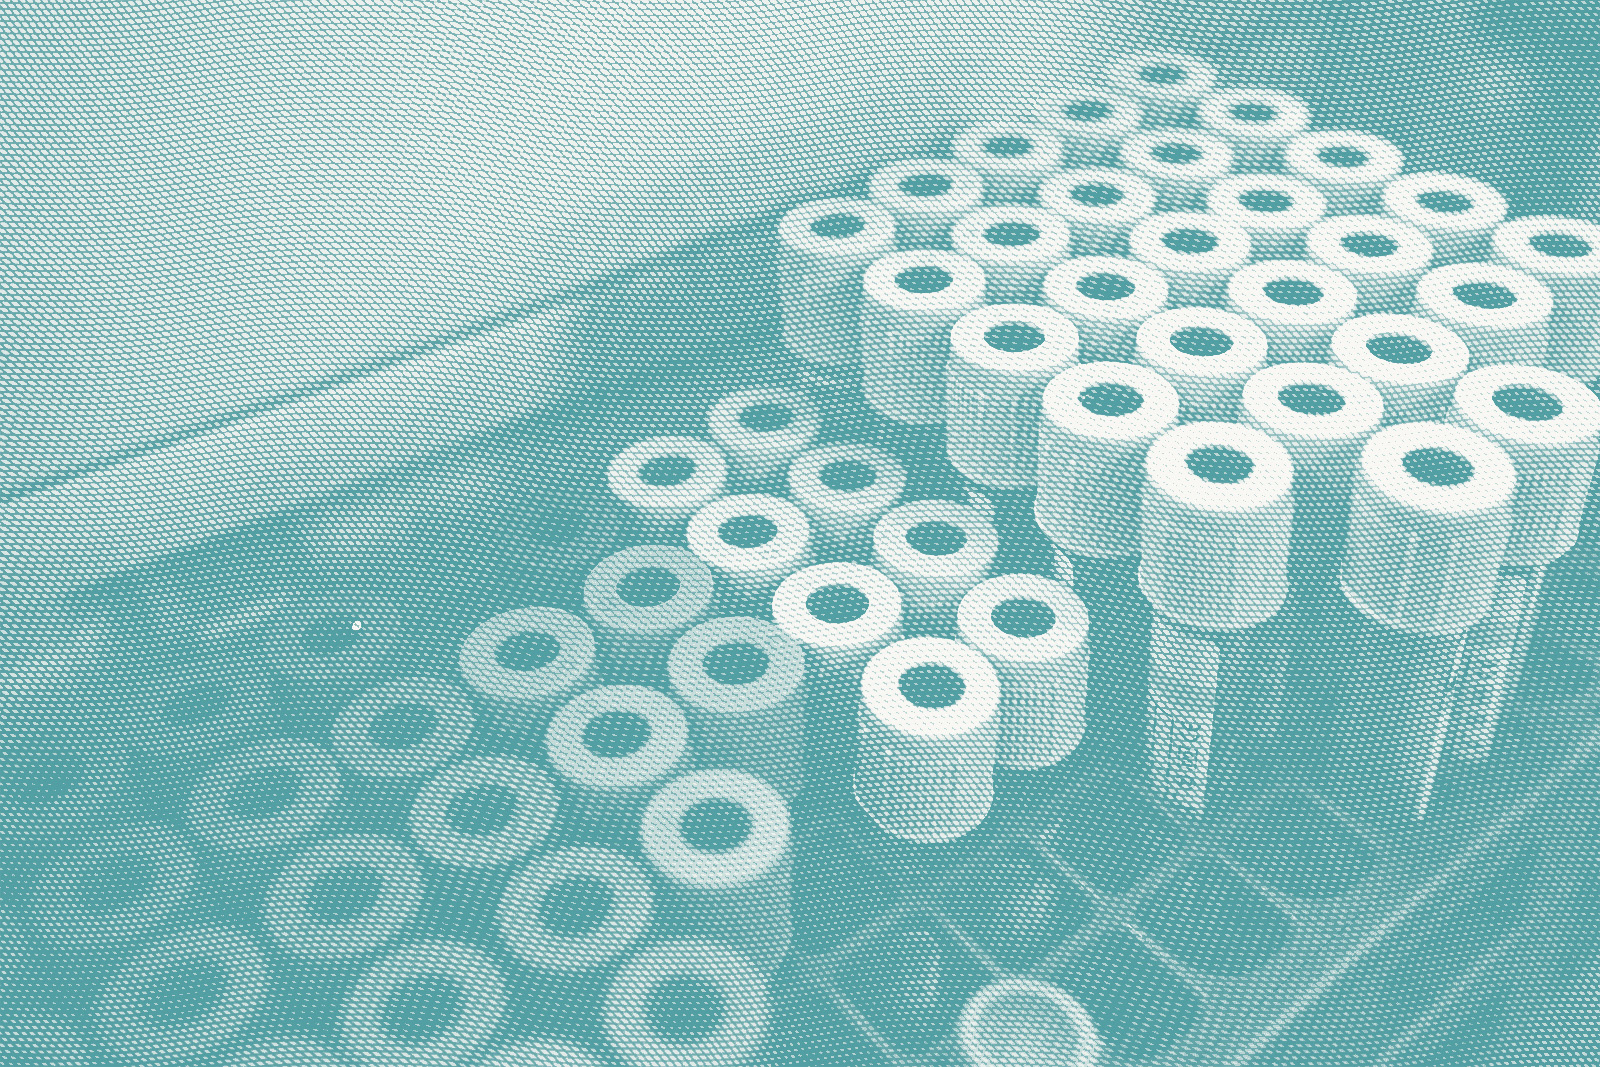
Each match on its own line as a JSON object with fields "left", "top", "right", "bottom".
{"left": 991, "top": 598, "right": 1057, "bottom": 638}
{"left": 1238, "top": 189, "right": 1293, "bottom": 213}
{"left": 1529, "top": 232, "right": 1591, "bottom": 258}
{"left": 819, "top": 459, "right": 877, "bottom": 493}
{"left": 1493, "top": 385, "right": 1563, "bottom": 422}
{"left": 1161, "top": 228, "right": 1217, "bottom": 254}
{"left": 1076, "top": 272, "right": 1136, "bottom": 301}
{"left": 898, "top": 663, "right": 967, "bottom": 708}
{"left": 899, "top": 173, "right": 953, "bottom": 198}
{"left": 1452, "top": 282, "right": 1516, "bottom": 310}
{"left": 702, "top": 642, "right": 771, "bottom": 686}
{"left": 1071, "top": 182, "right": 1123, "bottom": 207}
{"left": 1263, "top": 278, "right": 1323, "bottom": 306}
{"left": 680, "top": 798, "right": 752, "bottom": 852}
{"left": 806, "top": 584, "right": 869, "bottom": 624}
{"left": 647, "top": 976, "right": 726, "bottom": 1043}
{"left": 617, "top": 568, "right": 680, "bottom": 608}
{"left": 309, "top": 866, "right": 385, "bottom": 924}
{"left": 1170, "top": 326, "right": 1234, "bottom": 357}
{"left": 1317, "top": 145, "right": 1368, "bottom": 168}
{"left": 583, "top": 710, "right": 651, "bottom": 758}
{"left": 1230, "top": 102, "right": 1277, "bottom": 123}
{"left": 985, "top": 322, "right": 1047, "bottom": 352}
{"left": 1151, "top": 141, "right": 1203, "bottom": 165}
{"left": 738, "top": 403, "right": 793, "bottom": 433}
{"left": 811, "top": 213, "right": 866, "bottom": 239}
{"left": 386, "top": 975, "right": 463, "bottom": 1042}
{"left": 232, "top": 767, "right": 299, "bottom": 819}
{"left": 1062, "top": 99, "right": 1111, "bottom": 122}
{"left": 906, "top": 521, "right": 968, "bottom": 556}
{"left": 1079, "top": 382, "right": 1145, "bottom": 417}
{"left": 1416, "top": 190, "right": 1472, "bottom": 215}
{"left": 1366, "top": 333, "right": 1432, "bottom": 364}
{"left": 1186, "top": 446, "right": 1254, "bottom": 484}
{"left": 718, "top": 514, "right": 778, "bottom": 549}
{"left": 896, "top": 266, "right": 954, "bottom": 294}
{"left": 1278, "top": 383, "right": 1346, "bottom": 415}
{"left": 638, "top": 455, "right": 694, "bottom": 487}
{"left": 1340, "top": 232, "right": 1398, "bottom": 258}
{"left": 1403, "top": 447, "right": 1474, "bottom": 486}
{"left": 538, "top": 876, "right": 613, "bottom": 937}
{"left": 984, "top": 136, "right": 1034, "bottom": 158}
{"left": 1140, "top": 64, "right": 1185, "bottom": 85}
{"left": 984, "top": 222, "right": 1040, "bottom": 247}
{"left": 443, "top": 784, "right": 519, "bottom": 836}
{"left": 497, "top": 632, "right": 562, "bottom": 672}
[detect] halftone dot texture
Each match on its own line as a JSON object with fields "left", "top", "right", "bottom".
{"left": 0, "top": 9, "right": 1596, "bottom": 1067}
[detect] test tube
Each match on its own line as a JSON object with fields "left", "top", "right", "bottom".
{"left": 330, "top": 675, "right": 475, "bottom": 781}
{"left": 1127, "top": 211, "right": 1252, "bottom": 307}
{"left": 777, "top": 197, "right": 897, "bottom": 368}
{"left": 408, "top": 756, "right": 559, "bottom": 869}
{"left": 1104, "top": 50, "right": 1219, "bottom": 127}
{"left": 458, "top": 606, "right": 595, "bottom": 722}
{"left": 1205, "top": 174, "right": 1328, "bottom": 260}
{"left": 872, "top": 500, "right": 1001, "bottom": 623}
{"left": 23, "top": 822, "right": 195, "bottom": 950}
{"left": 855, "top": 636, "right": 1001, "bottom": 843}
{"left": 1028, "top": 87, "right": 1144, "bottom": 165}
{"left": 948, "top": 205, "right": 1072, "bottom": 302}
{"left": 861, "top": 249, "right": 986, "bottom": 424}
{"left": 1037, "top": 167, "right": 1157, "bottom": 255}
{"left": 1196, "top": 87, "right": 1312, "bottom": 171}
{"left": 186, "top": 739, "right": 341, "bottom": 853}
{"left": 582, "top": 545, "right": 715, "bottom": 682}
{"left": 1227, "top": 259, "right": 1359, "bottom": 363}
{"left": 1413, "top": 262, "right": 1554, "bottom": 368}
{"left": 1492, "top": 215, "right": 1600, "bottom": 382}
{"left": 544, "top": 685, "right": 690, "bottom": 839}
{"left": 950, "top": 121, "right": 1067, "bottom": 204}
{"left": 1305, "top": 215, "right": 1436, "bottom": 315}
{"left": 1041, "top": 256, "right": 1170, "bottom": 362}
{"left": 1134, "top": 307, "right": 1269, "bottom": 420}
{"left": 1330, "top": 314, "right": 1471, "bottom": 423}
{"left": 1118, "top": 130, "right": 1235, "bottom": 211}
{"left": 263, "top": 834, "right": 425, "bottom": 959}
{"left": 769, "top": 561, "right": 904, "bottom": 672}
{"left": 958, "top": 978, "right": 1103, "bottom": 1067}
{"left": 640, "top": 769, "right": 793, "bottom": 973}
{"left": 497, "top": 846, "right": 653, "bottom": 972}
{"left": 340, "top": 941, "right": 507, "bottom": 1067}
{"left": 946, "top": 303, "right": 1080, "bottom": 488}
{"left": 785, "top": 442, "right": 906, "bottom": 546}
{"left": 1324, "top": 422, "right": 1516, "bottom": 823}
{"left": 1138, "top": 422, "right": 1295, "bottom": 815}
{"left": 606, "top": 435, "right": 728, "bottom": 535}
{"left": 956, "top": 574, "right": 1090, "bottom": 769}
{"left": 685, "top": 493, "right": 812, "bottom": 601}
{"left": 668, "top": 615, "right": 807, "bottom": 800}
{"left": 867, "top": 159, "right": 986, "bottom": 248}
{"left": 1382, "top": 171, "right": 1509, "bottom": 264}
{"left": 1036, "top": 361, "right": 1182, "bottom": 560}
{"left": 603, "top": 941, "right": 770, "bottom": 1067}
{"left": 705, "top": 387, "right": 821, "bottom": 488}
{"left": 1283, "top": 131, "right": 1405, "bottom": 214}
{"left": 1445, "top": 365, "right": 1600, "bottom": 758}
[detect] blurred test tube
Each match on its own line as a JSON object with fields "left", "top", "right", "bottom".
{"left": 950, "top": 121, "right": 1066, "bottom": 204}
{"left": 1382, "top": 171, "right": 1509, "bottom": 264}
{"left": 1196, "top": 86, "right": 1311, "bottom": 171}
{"left": 1330, "top": 313, "right": 1471, "bottom": 423}
{"left": 949, "top": 205, "right": 1072, "bottom": 302}
{"left": 1118, "top": 129, "right": 1235, "bottom": 211}
{"left": 606, "top": 435, "right": 728, "bottom": 537}
{"left": 872, "top": 500, "right": 1000, "bottom": 626}
{"left": 1492, "top": 215, "right": 1600, "bottom": 383}
{"left": 705, "top": 387, "right": 821, "bottom": 489}
{"left": 1041, "top": 255, "right": 1169, "bottom": 362}
{"left": 1037, "top": 167, "right": 1156, "bottom": 255}
{"left": 860, "top": 249, "right": 986, "bottom": 425}
{"left": 1304, "top": 214, "right": 1435, "bottom": 315}
{"left": 1028, "top": 87, "right": 1143, "bottom": 166}
{"left": 778, "top": 197, "right": 897, "bottom": 369}
{"left": 1283, "top": 131, "right": 1404, "bottom": 214}
{"left": 1134, "top": 307, "right": 1268, "bottom": 420}
{"left": 867, "top": 159, "right": 985, "bottom": 249}
{"left": 1103, "top": 50, "right": 1219, "bottom": 127}
{"left": 1204, "top": 173, "right": 1327, "bottom": 260}
{"left": 1413, "top": 261, "right": 1554, "bottom": 369}
{"left": 1227, "top": 259, "right": 1359, "bottom": 364}
{"left": 1127, "top": 211, "right": 1251, "bottom": 307}
{"left": 582, "top": 545, "right": 715, "bottom": 682}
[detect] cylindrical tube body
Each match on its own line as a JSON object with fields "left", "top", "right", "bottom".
{"left": 1036, "top": 361, "right": 1182, "bottom": 559}
{"left": 1037, "top": 167, "right": 1155, "bottom": 256}
{"left": 855, "top": 637, "right": 1001, "bottom": 843}
{"left": 957, "top": 574, "right": 1090, "bottom": 769}
{"left": 1205, "top": 174, "right": 1327, "bottom": 260}
{"left": 458, "top": 606, "right": 595, "bottom": 726}
{"left": 1138, "top": 421, "right": 1295, "bottom": 631}
{"left": 1414, "top": 262, "right": 1554, "bottom": 369}
{"left": 946, "top": 304, "right": 1079, "bottom": 488}
{"left": 867, "top": 160, "right": 986, "bottom": 249}
{"left": 861, "top": 249, "right": 986, "bottom": 424}
{"left": 705, "top": 387, "right": 821, "bottom": 488}
{"left": 582, "top": 546, "right": 716, "bottom": 683}
{"left": 606, "top": 436, "right": 727, "bottom": 535}
{"left": 770, "top": 561, "right": 904, "bottom": 675}
{"left": 1196, "top": 87, "right": 1312, "bottom": 171}
{"left": 1283, "top": 131, "right": 1404, "bottom": 214}
{"left": 1118, "top": 130, "right": 1235, "bottom": 212}
{"left": 1492, "top": 216, "right": 1600, "bottom": 382}
{"left": 872, "top": 501, "right": 1000, "bottom": 623}
{"left": 1041, "top": 256, "right": 1169, "bottom": 362}
{"left": 1227, "top": 260, "right": 1359, "bottom": 364}
{"left": 1029, "top": 88, "right": 1143, "bottom": 166}
{"left": 544, "top": 685, "right": 690, "bottom": 841}
{"left": 785, "top": 442, "right": 906, "bottom": 547}
{"left": 1330, "top": 314, "right": 1471, "bottom": 423}
{"left": 640, "top": 770, "right": 793, "bottom": 974}
{"left": 950, "top": 122, "right": 1066, "bottom": 204}
{"left": 1382, "top": 172, "right": 1509, "bottom": 264}
{"left": 949, "top": 206, "right": 1072, "bottom": 302}
{"left": 1305, "top": 215, "right": 1434, "bottom": 315}
{"left": 1127, "top": 212, "right": 1252, "bottom": 307}
{"left": 685, "top": 493, "right": 812, "bottom": 602}
{"left": 668, "top": 616, "right": 807, "bottom": 800}
{"left": 1104, "top": 50, "right": 1218, "bottom": 127}
{"left": 777, "top": 197, "right": 898, "bottom": 368}
{"left": 1134, "top": 307, "right": 1268, "bottom": 421}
